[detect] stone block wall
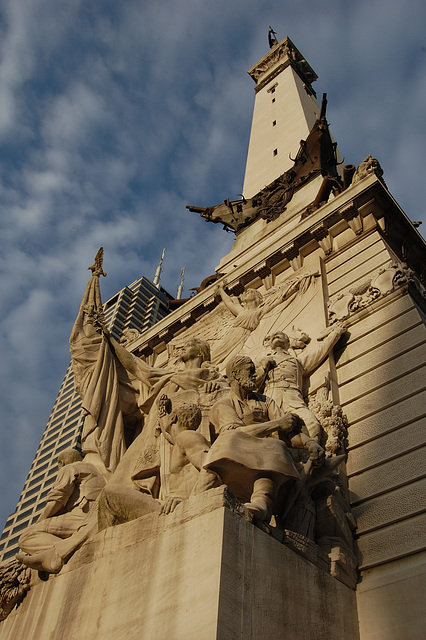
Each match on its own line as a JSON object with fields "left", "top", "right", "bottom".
{"left": 325, "top": 229, "right": 426, "bottom": 639}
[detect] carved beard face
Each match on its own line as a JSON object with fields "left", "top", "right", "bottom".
{"left": 235, "top": 364, "right": 257, "bottom": 392}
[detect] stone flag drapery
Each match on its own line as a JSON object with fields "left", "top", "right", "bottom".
{"left": 70, "top": 273, "right": 126, "bottom": 472}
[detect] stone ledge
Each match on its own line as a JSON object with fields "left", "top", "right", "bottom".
{"left": 0, "top": 488, "right": 359, "bottom": 640}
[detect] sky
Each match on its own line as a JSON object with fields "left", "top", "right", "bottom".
{"left": 0, "top": 0, "right": 425, "bottom": 530}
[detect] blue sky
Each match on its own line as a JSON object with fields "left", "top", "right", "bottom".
{"left": 1, "top": 0, "right": 425, "bottom": 530}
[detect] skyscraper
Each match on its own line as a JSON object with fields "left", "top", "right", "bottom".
{"left": 0, "top": 275, "right": 173, "bottom": 562}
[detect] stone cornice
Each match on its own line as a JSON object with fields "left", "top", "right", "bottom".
{"left": 247, "top": 37, "right": 317, "bottom": 93}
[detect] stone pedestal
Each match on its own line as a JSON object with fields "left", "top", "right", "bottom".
{"left": 0, "top": 488, "right": 359, "bottom": 640}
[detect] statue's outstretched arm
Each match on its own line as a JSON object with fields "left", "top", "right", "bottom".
{"left": 298, "top": 323, "right": 347, "bottom": 374}
{"left": 106, "top": 333, "right": 158, "bottom": 386}
{"left": 215, "top": 284, "right": 243, "bottom": 317}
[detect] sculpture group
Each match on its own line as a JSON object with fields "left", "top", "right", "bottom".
{"left": 13, "top": 251, "right": 355, "bottom": 588}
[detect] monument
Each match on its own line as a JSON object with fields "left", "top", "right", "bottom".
{"left": 0, "top": 33, "right": 425, "bottom": 640}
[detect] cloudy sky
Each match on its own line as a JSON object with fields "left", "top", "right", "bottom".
{"left": 0, "top": 0, "right": 425, "bottom": 530}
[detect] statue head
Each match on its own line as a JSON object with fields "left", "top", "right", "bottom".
{"left": 57, "top": 448, "right": 83, "bottom": 468}
{"left": 173, "top": 402, "right": 202, "bottom": 432}
{"left": 158, "top": 394, "right": 202, "bottom": 443}
{"left": 267, "top": 331, "right": 290, "bottom": 351}
{"left": 180, "top": 337, "right": 211, "bottom": 364}
{"left": 226, "top": 355, "right": 257, "bottom": 392}
{"left": 240, "top": 288, "right": 263, "bottom": 310}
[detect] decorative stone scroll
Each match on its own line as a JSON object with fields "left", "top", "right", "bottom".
{"left": 328, "top": 261, "right": 412, "bottom": 322}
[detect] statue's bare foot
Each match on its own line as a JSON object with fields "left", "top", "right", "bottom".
{"left": 15, "top": 548, "right": 63, "bottom": 574}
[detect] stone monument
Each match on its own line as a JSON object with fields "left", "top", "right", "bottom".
{"left": 1, "top": 33, "right": 425, "bottom": 640}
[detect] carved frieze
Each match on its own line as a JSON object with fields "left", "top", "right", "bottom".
{"left": 328, "top": 261, "right": 413, "bottom": 322}
{"left": 247, "top": 37, "right": 317, "bottom": 92}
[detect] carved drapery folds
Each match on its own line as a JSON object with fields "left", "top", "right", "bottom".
{"left": 69, "top": 257, "right": 127, "bottom": 474}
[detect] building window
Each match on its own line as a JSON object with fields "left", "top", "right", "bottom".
{"left": 30, "top": 462, "right": 50, "bottom": 478}
{"left": 3, "top": 535, "right": 20, "bottom": 548}
{"left": 56, "top": 442, "right": 74, "bottom": 454}
{"left": 22, "top": 483, "right": 42, "bottom": 499}
{"left": 273, "top": 149, "right": 278, "bottom": 156}
{"left": 15, "top": 507, "right": 35, "bottom": 522}
{"left": 2, "top": 546, "right": 20, "bottom": 560}
{"left": 21, "top": 496, "right": 37, "bottom": 510}
{"left": 12, "top": 522, "right": 29, "bottom": 535}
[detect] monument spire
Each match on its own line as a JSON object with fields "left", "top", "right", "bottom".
{"left": 176, "top": 266, "right": 185, "bottom": 299}
{"left": 153, "top": 247, "right": 165, "bottom": 287}
{"left": 243, "top": 36, "right": 321, "bottom": 198}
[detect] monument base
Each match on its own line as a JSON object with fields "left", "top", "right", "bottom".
{"left": 0, "top": 488, "right": 359, "bottom": 640}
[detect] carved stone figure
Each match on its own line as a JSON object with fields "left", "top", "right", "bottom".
{"left": 107, "top": 333, "right": 229, "bottom": 435}
{"left": 352, "top": 154, "right": 383, "bottom": 185}
{"left": 205, "top": 355, "right": 325, "bottom": 523}
{"left": 211, "top": 273, "right": 317, "bottom": 365}
{"left": 256, "top": 326, "right": 346, "bottom": 441}
{"left": 16, "top": 449, "right": 105, "bottom": 575}
{"left": 98, "top": 393, "right": 218, "bottom": 528}
{"left": 97, "top": 337, "right": 228, "bottom": 527}
{"left": 70, "top": 249, "right": 227, "bottom": 477}
{"left": 156, "top": 394, "right": 219, "bottom": 509}
{"left": 70, "top": 250, "right": 137, "bottom": 474}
